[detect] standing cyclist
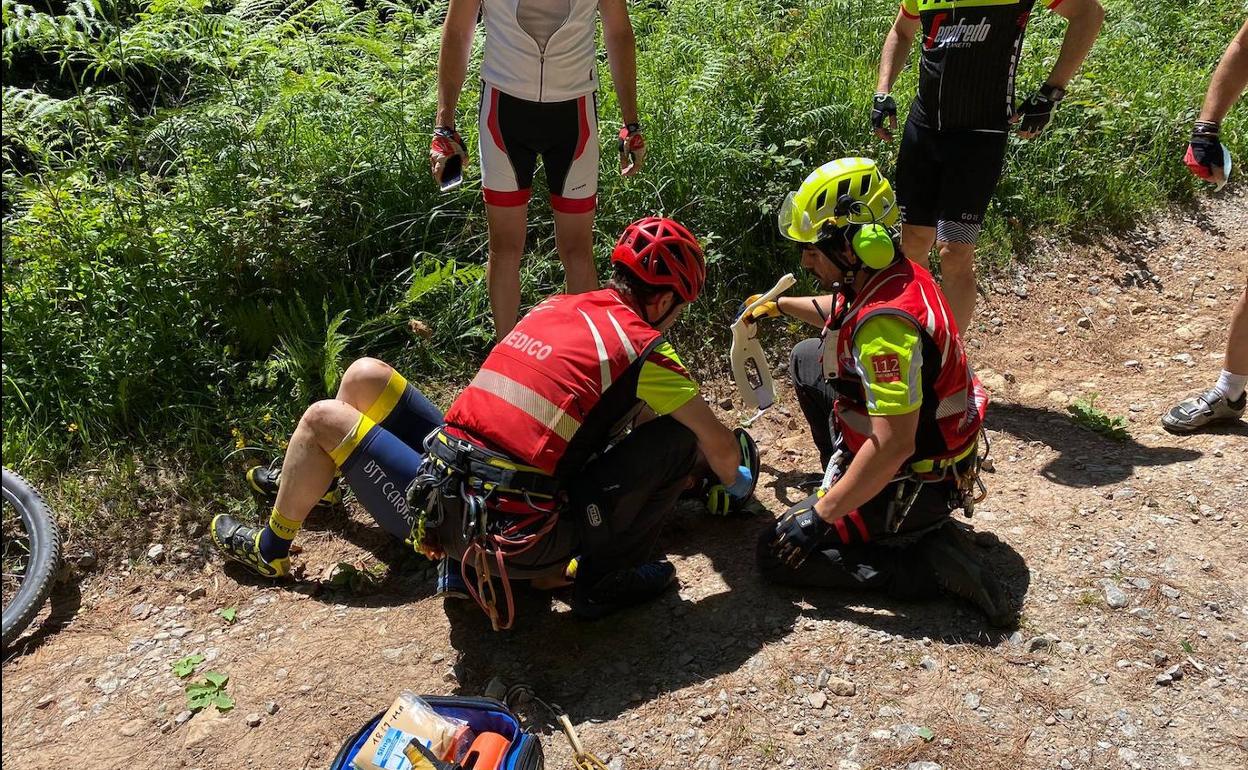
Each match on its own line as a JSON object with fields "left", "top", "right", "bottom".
{"left": 433, "top": 0, "right": 646, "bottom": 337}
{"left": 1164, "top": 18, "right": 1248, "bottom": 433}
{"left": 871, "top": 0, "right": 1104, "bottom": 331}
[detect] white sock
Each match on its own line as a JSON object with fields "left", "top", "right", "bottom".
{"left": 1213, "top": 369, "right": 1248, "bottom": 402}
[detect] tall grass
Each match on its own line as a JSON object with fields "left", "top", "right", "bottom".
{"left": 2, "top": 0, "right": 1243, "bottom": 495}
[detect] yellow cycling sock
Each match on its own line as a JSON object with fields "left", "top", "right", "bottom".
{"left": 260, "top": 507, "right": 301, "bottom": 560}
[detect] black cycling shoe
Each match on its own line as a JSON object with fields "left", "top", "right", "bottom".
{"left": 210, "top": 514, "right": 290, "bottom": 578}
{"left": 247, "top": 463, "right": 341, "bottom": 510}
{"left": 919, "top": 523, "right": 1015, "bottom": 628}
{"left": 572, "top": 560, "right": 677, "bottom": 620}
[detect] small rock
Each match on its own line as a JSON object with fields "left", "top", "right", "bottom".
{"left": 827, "top": 677, "right": 856, "bottom": 697}
{"left": 1155, "top": 674, "right": 1173, "bottom": 687}
{"left": 77, "top": 551, "right": 98, "bottom": 569}
{"left": 381, "top": 647, "right": 405, "bottom": 662}
{"left": 174, "top": 710, "right": 194, "bottom": 726}
{"left": 792, "top": 722, "right": 806, "bottom": 735}
{"left": 1165, "top": 664, "right": 1183, "bottom": 681}
{"left": 907, "top": 761, "right": 942, "bottom": 770}
{"left": 807, "top": 692, "right": 827, "bottom": 710}
{"left": 183, "top": 709, "right": 228, "bottom": 748}
{"left": 186, "top": 586, "right": 207, "bottom": 600}
{"left": 919, "top": 656, "right": 938, "bottom": 671}
{"left": 62, "top": 712, "right": 86, "bottom": 728}
{"left": 245, "top": 713, "right": 262, "bottom": 728}
{"left": 963, "top": 692, "right": 982, "bottom": 710}
{"left": 1103, "top": 583, "right": 1130, "bottom": 609}
{"left": 1027, "top": 636, "right": 1056, "bottom": 653}
{"left": 1076, "top": 316, "right": 1093, "bottom": 329}
{"left": 120, "top": 718, "right": 145, "bottom": 737}
{"left": 147, "top": 544, "right": 166, "bottom": 562}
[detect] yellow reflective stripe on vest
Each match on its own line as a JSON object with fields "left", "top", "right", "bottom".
{"left": 909, "top": 437, "right": 978, "bottom": 474}
{"left": 470, "top": 369, "right": 581, "bottom": 443}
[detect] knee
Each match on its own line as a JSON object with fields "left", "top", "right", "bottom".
{"left": 789, "top": 338, "right": 823, "bottom": 389}
{"left": 301, "top": 399, "right": 355, "bottom": 444}
{"left": 341, "top": 357, "right": 392, "bottom": 393}
{"left": 937, "top": 243, "right": 976, "bottom": 277}
{"left": 487, "top": 243, "right": 524, "bottom": 266}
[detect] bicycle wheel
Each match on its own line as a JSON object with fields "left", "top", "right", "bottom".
{"left": 2, "top": 467, "right": 61, "bottom": 647}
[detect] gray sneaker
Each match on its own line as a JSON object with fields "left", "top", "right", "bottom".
{"left": 1161, "top": 388, "right": 1246, "bottom": 433}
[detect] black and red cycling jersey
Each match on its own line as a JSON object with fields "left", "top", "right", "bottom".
{"left": 901, "top": 0, "right": 1066, "bottom": 133}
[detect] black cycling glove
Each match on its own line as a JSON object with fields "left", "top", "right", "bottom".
{"left": 1184, "top": 121, "right": 1225, "bottom": 181}
{"left": 770, "top": 505, "right": 832, "bottom": 569}
{"left": 1015, "top": 84, "right": 1065, "bottom": 135}
{"left": 871, "top": 92, "right": 897, "bottom": 137}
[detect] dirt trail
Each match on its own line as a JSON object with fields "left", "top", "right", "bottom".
{"left": 3, "top": 192, "right": 1246, "bottom": 770}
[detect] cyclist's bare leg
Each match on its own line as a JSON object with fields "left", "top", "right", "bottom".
{"left": 1225, "top": 284, "right": 1248, "bottom": 377}
{"left": 486, "top": 202, "right": 530, "bottom": 337}
{"left": 553, "top": 207, "right": 598, "bottom": 295}
{"left": 935, "top": 241, "right": 977, "bottom": 333}
{"left": 902, "top": 223, "right": 937, "bottom": 269}
{"left": 272, "top": 400, "right": 362, "bottom": 525}
{"left": 334, "top": 357, "right": 394, "bottom": 411}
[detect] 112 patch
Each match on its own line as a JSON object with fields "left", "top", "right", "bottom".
{"left": 871, "top": 353, "right": 902, "bottom": 383}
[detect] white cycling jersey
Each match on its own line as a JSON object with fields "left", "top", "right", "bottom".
{"left": 480, "top": 0, "right": 599, "bottom": 103}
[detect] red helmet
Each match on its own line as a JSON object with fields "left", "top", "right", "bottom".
{"left": 610, "top": 217, "right": 706, "bottom": 303}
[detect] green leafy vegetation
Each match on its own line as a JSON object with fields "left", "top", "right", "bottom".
{"left": 217, "top": 606, "right": 237, "bottom": 624}
{"left": 172, "top": 653, "right": 205, "bottom": 679}
{"left": 2, "top": 0, "right": 1242, "bottom": 533}
{"left": 185, "top": 670, "right": 233, "bottom": 712}
{"left": 1067, "top": 394, "right": 1130, "bottom": 440}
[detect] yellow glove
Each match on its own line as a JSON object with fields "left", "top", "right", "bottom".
{"left": 740, "top": 294, "right": 782, "bottom": 324}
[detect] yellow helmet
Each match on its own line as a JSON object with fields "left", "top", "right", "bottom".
{"left": 777, "top": 157, "right": 900, "bottom": 243}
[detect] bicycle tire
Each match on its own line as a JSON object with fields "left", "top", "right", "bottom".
{"left": 2, "top": 467, "right": 61, "bottom": 647}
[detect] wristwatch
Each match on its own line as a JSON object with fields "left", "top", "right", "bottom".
{"left": 1040, "top": 83, "right": 1067, "bottom": 103}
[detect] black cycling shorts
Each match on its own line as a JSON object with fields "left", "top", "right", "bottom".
{"left": 479, "top": 83, "right": 598, "bottom": 213}
{"left": 895, "top": 114, "right": 1009, "bottom": 244}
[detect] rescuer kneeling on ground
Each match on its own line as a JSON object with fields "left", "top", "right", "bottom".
{"left": 749, "top": 158, "right": 1014, "bottom": 627}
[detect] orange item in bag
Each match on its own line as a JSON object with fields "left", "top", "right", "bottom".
{"left": 460, "top": 732, "right": 510, "bottom": 770}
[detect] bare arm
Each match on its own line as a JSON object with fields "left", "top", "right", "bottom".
{"left": 1200, "top": 19, "right": 1248, "bottom": 123}
{"left": 670, "top": 396, "right": 741, "bottom": 486}
{"left": 775, "top": 295, "right": 836, "bottom": 329}
{"left": 1045, "top": 0, "right": 1105, "bottom": 89}
{"left": 813, "top": 410, "right": 919, "bottom": 524}
{"left": 875, "top": 10, "right": 920, "bottom": 94}
{"left": 600, "top": 0, "right": 639, "bottom": 125}
{"left": 435, "top": 0, "right": 481, "bottom": 129}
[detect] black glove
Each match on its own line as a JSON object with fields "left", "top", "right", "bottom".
{"left": 770, "top": 505, "right": 832, "bottom": 569}
{"left": 871, "top": 92, "right": 897, "bottom": 139}
{"left": 1014, "top": 84, "right": 1065, "bottom": 136}
{"left": 1184, "top": 121, "right": 1225, "bottom": 182}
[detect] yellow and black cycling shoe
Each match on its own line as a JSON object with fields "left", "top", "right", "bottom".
{"left": 210, "top": 514, "right": 290, "bottom": 578}
{"left": 246, "top": 463, "right": 341, "bottom": 510}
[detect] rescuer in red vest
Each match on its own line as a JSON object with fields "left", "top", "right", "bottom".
{"left": 210, "top": 217, "right": 758, "bottom": 629}
{"left": 746, "top": 159, "right": 1014, "bottom": 627}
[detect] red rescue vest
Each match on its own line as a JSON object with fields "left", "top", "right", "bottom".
{"left": 831, "top": 260, "right": 988, "bottom": 462}
{"left": 444, "top": 289, "right": 663, "bottom": 476}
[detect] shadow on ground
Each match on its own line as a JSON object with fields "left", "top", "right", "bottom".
{"left": 3, "top": 578, "right": 83, "bottom": 662}
{"left": 988, "top": 403, "right": 1202, "bottom": 487}
{"left": 444, "top": 505, "right": 1030, "bottom": 724}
